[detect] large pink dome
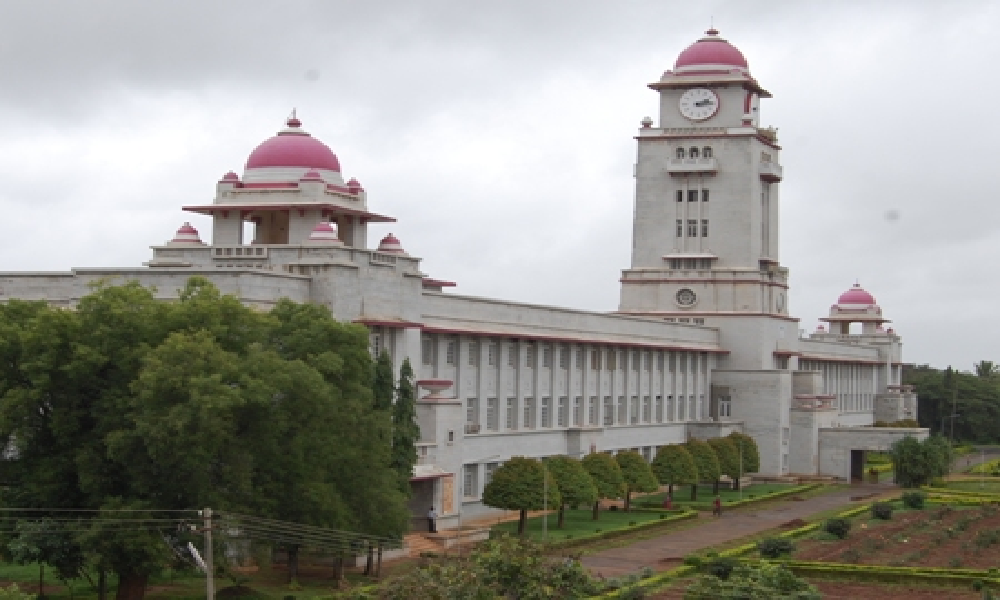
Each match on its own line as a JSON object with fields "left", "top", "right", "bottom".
{"left": 245, "top": 116, "right": 341, "bottom": 172}
{"left": 674, "top": 28, "right": 749, "bottom": 72}
{"left": 837, "top": 283, "right": 876, "bottom": 305}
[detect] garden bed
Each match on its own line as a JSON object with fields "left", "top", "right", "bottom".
{"left": 491, "top": 507, "right": 696, "bottom": 547}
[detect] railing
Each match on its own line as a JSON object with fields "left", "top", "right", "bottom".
{"left": 666, "top": 157, "right": 718, "bottom": 174}
{"left": 464, "top": 423, "right": 481, "bottom": 434}
{"left": 759, "top": 161, "right": 783, "bottom": 182}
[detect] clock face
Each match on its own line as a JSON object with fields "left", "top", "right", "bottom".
{"left": 678, "top": 88, "right": 719, "bottom": 121}
{"left": 676, "top": 288, "right": 697, "bottom": 307}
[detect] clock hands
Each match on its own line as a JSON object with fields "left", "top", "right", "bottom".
{"left": 694, "top": 99, "right": 714, "bottom": 107}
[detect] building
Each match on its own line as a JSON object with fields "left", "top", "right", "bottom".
{"left": 0, "top": 29, "right": 925, "bottom": 528}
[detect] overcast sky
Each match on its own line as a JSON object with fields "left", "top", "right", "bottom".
{"left": 0, "top": 0, "right": 996, "bottom": 370}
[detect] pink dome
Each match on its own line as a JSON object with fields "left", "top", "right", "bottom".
{"left": 245, "top": 115, "right": 341, "bottom": 172}
{"left": 306, "top": 221, "right": 342, "bottom": 245}
{"left": 347, "top": 177, "right": 363, "bottom": 192}
{"left": 220, "top": 171, "right": 239, "bottom": 182}
{"left": 377, "top": 233, "right": 405, "bottom": 254}
{"left": 837, "top": 283, "right": 876, "bottom": 306}
{"left": 674, "top": 29, "right": 749, "bottom": 72}
{"left": 170, "top": 222, "right": 204, "bottom": 245}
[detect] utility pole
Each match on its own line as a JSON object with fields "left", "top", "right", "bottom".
{"left": 204, "top": 508, "right": 214, "bottom": 600}
{"left": 542, "top": 466, "right": 548, "bottom": 542}
{"left": 950, "top": 389, "right": 957, "bottom": 444}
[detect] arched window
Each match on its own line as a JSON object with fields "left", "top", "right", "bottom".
{"left": 703, "top": 147, "right": 713, "bottom": 158}
{"left": 689, "top": 147, "right": 699, "bottom": 158}
{"left": 676, "top": 147, "right": 685, "bottom": 159}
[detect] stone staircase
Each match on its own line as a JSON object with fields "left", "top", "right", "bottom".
{"left": 403, "top": 533, "right": 445, "bottom": 557}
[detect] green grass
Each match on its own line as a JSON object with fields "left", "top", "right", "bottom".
{"left": 491, "top": 508, "right": 664, "bottom": 542}
{"left": 939, "top": 480, "right": 1000, "bottom": 494}
{"left": 639, "top": 483, "right": 795, "bottom": 507}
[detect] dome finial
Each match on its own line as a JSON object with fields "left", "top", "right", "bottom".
{"left": 287, "top": 108, "right": 301, "bottom": 128}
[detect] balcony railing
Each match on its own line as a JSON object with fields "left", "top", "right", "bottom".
{"left": 666, "top": 157, "right": 718, "bottom": 175}
{"left": 464, "top": 423, "right": 481, "bottom": 435}
{"left": 759, "top": 161, "right": 783, "bottom": 182}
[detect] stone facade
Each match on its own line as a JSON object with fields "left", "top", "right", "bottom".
{"left": 0, "top": 29, "right": 927, "bottom": 527}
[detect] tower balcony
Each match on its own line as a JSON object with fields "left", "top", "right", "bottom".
{"left": 666, "top": 157, "right": 718, "bottom": 176}
{"left": 759, "top": 161, "right": 783, "bottom": 182}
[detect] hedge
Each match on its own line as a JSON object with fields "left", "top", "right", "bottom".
{"left": 637, "top": 483, "right": 823, "bottom": 511}
{"left": 539, "top": 508, "right": 698, "bottom": 550}
{"left": 782, "top": 560, "right": 1000, "bottom": 588}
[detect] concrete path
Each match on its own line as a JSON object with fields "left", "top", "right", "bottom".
{"left": 582, "top": 484, "right": 890, "bottom": 578}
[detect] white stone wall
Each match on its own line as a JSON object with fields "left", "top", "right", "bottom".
{"left": 818, "top": 427, "right": 928, "bottom": 480}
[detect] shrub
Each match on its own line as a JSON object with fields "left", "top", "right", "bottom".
{"left": 705, "top": 556, "right": 739, "bottom": 580}
{"left": 823, "top": 518, "right": 851, "bottom": 539}
{"left": 902, "top": 490, "right": 927, "bottom": 509}
{"left": 685, "top": 563, "right": 820, "bottom": 600}
{"left": 974, "top": 529, "right": 1000, "bottom": 548}
{"left": 756, "top": 537, "right": 795, "bottom": 558}
{"left": 872, "top": 502, "right": 894, "bottom": 520}
{"left": 682, "top": 555, "right": 703, "bottom": 568}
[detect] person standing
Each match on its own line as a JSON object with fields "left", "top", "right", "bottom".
{"left": 427, "top": 506, "right": 438, "bottom": 533}
{"left": 713, "top": 495, "right": 722, "bottom": 517}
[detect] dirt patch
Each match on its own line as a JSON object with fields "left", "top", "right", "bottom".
{"left": 780, "top": 518, "right": 807, "bottom": 529}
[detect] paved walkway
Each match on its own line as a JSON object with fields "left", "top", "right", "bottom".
{"left": 582, "top": 484, "right": 892, "bottom": 578}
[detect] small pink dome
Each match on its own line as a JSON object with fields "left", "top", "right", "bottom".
{"left": 377, "top": 233, "right": 405, "bottom": 254}
{"left": 300, "top": 169, "right": 323, "bottom": 181}
{"left": 306, "top": 221, "right": 343, "bottom": 245}
{"left": 837, "top": 283, "right": 877, "bottom": 306}
{"left": 674, "top": 29, "right": 749, "bottom": 72}
{"left": 245, "top": 115, "right": 341, "bottom": 173}
{"left": 347, "top": 177, "right": 363, "bottom": 192}
{"left": 170, "top": 222, "right": 204, "bottom": 245}
{"left": 220, "top": 171, "right": 239, "bottom": 182}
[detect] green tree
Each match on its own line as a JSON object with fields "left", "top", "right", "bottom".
{"left": 614, "top": 451, "right": 659, "bottom": 511}
{"left": 684, "top": 562, "right": 820, "bottom": 599}
{"left": 651, "top": 444, "right": 699, "bottom": 496}
{"left": 482, "top": 458, "right": 560, "bottom": 536}
{"left": 707, "top": 438, "right": 740, "bottom": 495}
{"left": 891, "top": 435, "right": 951, "bottom": 488}
{"left": 684, "top": 439, "right": 720, "bottom": 501}
{"left": 373, "top": 350, "right": 395, "bottom": 411}
{"left": 975, "top": 360, "right": 999, "bottom": 378}
{"left": 543, "top": 456, "right": 598, "bottom": 528}
{"left": 391, "top": 359, "right": 420, "bottom": 496}
{"left": 7, "top": 519, "right": 87, "bottom": 597}
{"left": 580, "top": 453, "right": 625, "bottom": 520}
{"left": 924, "top": 435, "right": 953, "bottom": 479}
{"left": 727, "top": 432, "right": 761, "bottom": 486}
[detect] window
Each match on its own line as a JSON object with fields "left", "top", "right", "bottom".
{"left": 468, "top": 341, "right": 479, "bottom": 366}
{"left": 678, "top": 395, "right": 686, "bottom": 420}
{"left": 589, "top": 396, "right": 598, "bottom": 425}
{"left": 463, "top": 464, "right": 478, "bottom": 498}
{"left": 422, "top": 336, "right": 434, "bottom": 366}
{"left": 573, "top": 396, "right": 583, "bottom": 426}
{"left": 694, "top": 318, "right": 705, "bottom": 325}
{"left": 676, "top": 190, "right": 684, "bottom": 202}
{"left": 676, "top": 219, "right": 683, "bottom": 237}
{"left": 703, "top": 146, "right": 713, "bottom": 158}
{"left": 526, "top": 343, "right": 535, "bottom": 367}
{"left": 678, "top": 353, "right": 687, "bottom": 373}
{"left": 643, "top": 352, "right": 651, "bottom": 371}
{"left": 642, "top": 396, "right": 651, "bottom": 422}
{"left": 557, "top": 397, "right": 568, "bottom": 427}
{"left": 607, "top": 350, "right": 616, "bottom": 370}
{"left": 541, "top": 397, "right": 552, "bottom": 427}
{"left": 687, "top": 219, "right": 698, "bottom": 237}
{"left": 631, "top": 351, "right": 640, "bottom": 371}
{"left": 603, "top": 397, "right": 614, "bottom": 426}
{"left": 508, "top": 344, "right": 516, "bottom": 367}
{"left": 719, "top": 396, "right": 732, "bottom": 418}
{"left": 630, "top": 396, "right": 639, "bottom": 424}
{"left": 702, "top": 189, "right": 710, "bottom": 202}
{"left": 484, "top": 462, "right": 499, "bottom": 486}
{"left": 466, "top": 398, "right": 479, "bottom": 428}
{"left": 689, "top": 147, "right": 699, "bottom": 158}
{"left": 655, "top": 395, "right": 663, "bottom": 422}
{"left": 688, "top": 190, "right": 698, "bottom": 202}
{"left": 559, "top": 346, "right": 569, "bottom": 369}
{"left": 657, "top": 352, "right": 664, "bottom": 371}
{"left": 370, "top": 330, "right": 382, "bottom": 358}
{"left": 488, "top": 343, "right": 497, "bottom": 366}
{"left": 618, "top": 396, "right": 627, "bottom": 424}
{"left": 702, "top": 219, "right": 709, "bottom": 237}
{"left": 676, "top": 147, "right": 685, "bottom": 159}
{"left": 523, "top": 397, "right": 535, "bottom": 428}
{"left": 446, "top": 339, "right": 457, "bottom": 365}
{"left": 575, "top": 348, "right": 584, "bottom": 369}
{"left": 542, "top": 345, "right": 552, "bottom": 368}
{"left": 591, "top": 349, "right": 601, "bottom": 370}
{"left": 642, "top": 446, "right": 652, "bottom": 461}
{"left": 666, "top": 395, "right": 674, "bottom": 421}
{"left": 506, "top": 398, "right": 517, "bottom": 430}
{"left": 486, "top": 398, "right": 498, "bottom": 431}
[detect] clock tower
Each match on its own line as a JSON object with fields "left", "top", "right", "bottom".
{"left": 619, "top": 28, "right": 794, "bottom": 370}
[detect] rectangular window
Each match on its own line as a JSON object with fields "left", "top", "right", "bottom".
{"left": 687, "top": 219, "right": 698, "bottom": 237}
{"left": 678, "top": 395, "right": 686, "bottom": 420}
{"left": 643, "top": 352, "right": 650, "bottom": 371}
{"left": 468, "top": 341, "right": 479, "bottom": 366}
{"left": 591, "top": 349, "right": 601, "bottom": 370}
{"left": 630, "top": 396, "right": 639, "bottom": 424}
{"left": 676, "top": 190, "right": 683, "bottom": 202}
{"left": 688, "top": 190, "right": 698, "bottom": 202}
{"left": 559, "top": 346, "right": 569, "bottom": 369}
{"left": 618, "top": 396, "right": 627, "bottom": 424}
{"left": 486, "top": 398, "right": 499, "bottom": 431}
{"left": 484, "top": 462, "right": 499, "bottom": 486}
{"left": 463, "top": 464, "right": 478, "bottom": 498}
{"left": 506, "top": 398, "right": 517, "bottom": 430}
{"left": 446, "top": 340, "right": 457, "bottom": 365}
{"left": 466, "top": 398, "right": 479, "bottom": 433}
{"left": 557, "top": 397, "right": 568, "bottom": 427}
{"left": 642, "top": 446, "right": 652, "bottom": 462}
{"left": 603, "top": 396, "right": 614, "bottom": 426}
{"left": 542, "top": 345, "right": 552, "bottom": 368}
{"left": 573, "top": 396, "right": 583, "bottom": 426}
{"left": 488, "top": 343, "right": 498, "bottom": 366}
{"left": 575, "top": 348, "right": 584, "bottom": 369}
{"left": 702, "top": 219, "right": 709, "bottom": 237}
{"left": 631, "top": 351, "right": 640, "bottom": 371}
{"left": 719, "top": 397, "right": 731, "bottom": 418}
{"left": 524, "top": 397, "right": 535, "bottom": 428}
{"left": 508, "top": 344, "right": 516, "bottom": 367}
{"left": 679, "top": 353, "right": 687, "bottom": 373}
{"left": 655, "top": 395, "right": 663, "bottom": 422}
{"left": 422, "top": 336, "right": 434, "bottom": 366}
{"left": 657, "top": 352, "right": 664, "bottom": 371}
{"left": 370, "top": 332, "right": 382, "bottom": 359}
{"left": 666, "top": 395, "right": 674, "bottom": 421}
{"left": 669, "top": 352, "right": 676, "bottom": 372}
{"left": 702, "top": 189, "right": 710, "bottom": 202}
{"left": 676, "top": 219, "right": 683, "bottom": 238}
{"left": 606, "top": 350, "right": 616, "bottom": 370}
{"left": 526, "top": 344, "right": 535, "bottom": 367}
{"left": 541, "top": 397, "right": 552, "bottom": 428}
{"left": 589, "top": 396, "right": 598, "bottom": 425}
{"left": 642, "top": 396, "right": 651, "bottom": 422}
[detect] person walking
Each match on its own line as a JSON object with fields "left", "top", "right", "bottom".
{"left": 712, "top": 495, "right": 722, "bottom": 518}
{"left": 427, "top": 506, "right": 438, "bottom": 533}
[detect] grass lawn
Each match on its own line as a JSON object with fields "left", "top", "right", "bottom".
{"left": 491, "top": 508, "right": 666, "bottom": 542}
{"left": 639, "top": 482, "right": 795, "bottom": 507}
{"left": 939, "top": 479, "right": 1000, "bottom": 494}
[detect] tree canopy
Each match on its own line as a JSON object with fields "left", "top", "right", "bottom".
{"left": 891, "top": 435, "right": 952, "bottom": 488}
{"left": 614, "top": 451, "right": 659, "bottom": 511}
{"left": 651, "top": 445, "right": 699, "bottom": 495}
{"left": 580, "top": 453, "right": 625, "bottom": 520}
{"left": 482, "top": 457, "right": 560, "bottom": 535}
{"left": 684, "top": 439, "right": 720, "bottom": 500}
{"left": 727, "top": 432, "right": 761, "bottom": 477}
{"left": 905, "top": 363, "right": 1000, "bottom": 443}
{"left": 707, "top": 437, "right": 741, "bottom": 493}
{"left": 0, "top": 278, "right": 409, "bottom": 599}
{"left": 390, "top": 359, "right": 420, "bottom": 496}
{"left": 543, "top": 456, "right": 598, "bottom": 529}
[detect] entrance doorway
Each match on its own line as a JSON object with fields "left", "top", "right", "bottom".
{"left": 849, "top": 449, "right": 866, "bottom": 483}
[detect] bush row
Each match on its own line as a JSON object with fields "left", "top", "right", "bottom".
{"left": 541, "top": 508, "right": 698, "bottom": 550}
{"left": 781, "top": 560, "right": 1000, "bottom": 589}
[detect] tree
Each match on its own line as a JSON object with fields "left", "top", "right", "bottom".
{"left": 651, "top": 444, "right": 698, "bottom": 496}
{"left": 891, "top": 435, "right": 951, "bottom": 488}
{"left": 975, "top": 360, "right": 999, "bottom": 378}
{"left": 391, "top": 359, "right": 420, "bottom": 496}
{"left": 684, "top": 562, "right": 821, "bottom": 599}
{"left": 684, "top": 439, "right": 720, "bottom": 501}
{"left": 373, "top": 350, "right": 395, "bottom": 411}
{"left": 580, "top": 453, "right": 625, "bottom": 520}
{"left": 482, "top": 457, "right": 560, "bottom": 536}
{"left": 543, "top": 456, "right": 598, "bottom": 529}
{"left": 727, "top": 431, "right": 761, "bottom": 486}
{"left": 707, "top": 438, "right": 740, "bottom": 495}
{"left": 614, "top": 451, "right": 659, "bottom": 511}
{"left": 7, "top": 519, "right": 87, "bottom": 598}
